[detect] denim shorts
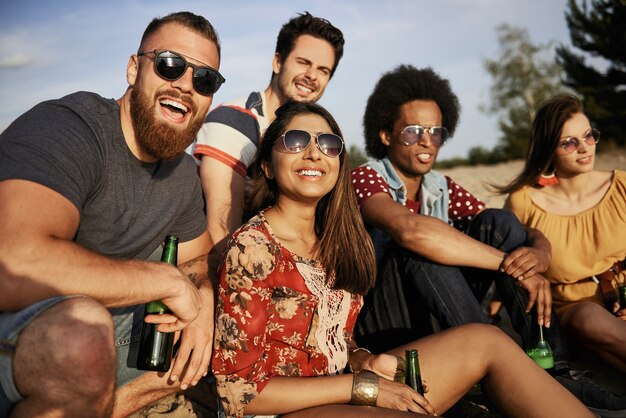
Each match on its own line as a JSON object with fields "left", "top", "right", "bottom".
{"left": 0, "top": 296, "right": 147, "bottom": 415}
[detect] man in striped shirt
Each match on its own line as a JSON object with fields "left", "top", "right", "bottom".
{"left": 194, "top": 12, "right": 344, "bottom": 251}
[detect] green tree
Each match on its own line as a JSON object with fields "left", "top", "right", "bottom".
{"left": 482, "top": 24, "right": 569, "bottom": 160}
{"left": 556, "top": 0, "right": 626, "bottom": 147}
{"left": 347, "top": 144, "right": 368, "bottom": 169}
{"left": 467, "top": 146, "right": 491, "bottom": 165}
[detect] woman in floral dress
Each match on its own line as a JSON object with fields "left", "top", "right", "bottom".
{"left": 211, "top": 101, "right": 591, "bottom": 418}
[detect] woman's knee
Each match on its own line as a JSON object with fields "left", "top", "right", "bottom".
{"left": 455, "top": 323, "right": 515, "bottom": 350}
{"left": 564, "top": 303, "right": 624, "bottom": 343}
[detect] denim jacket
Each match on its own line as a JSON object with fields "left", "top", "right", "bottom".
{"left": 360, "top": 157, "right": 450, "bottom": 263}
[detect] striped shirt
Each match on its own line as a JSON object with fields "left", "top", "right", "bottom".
{"left": 194, "top": 91, "right": 271, "bottom": 177}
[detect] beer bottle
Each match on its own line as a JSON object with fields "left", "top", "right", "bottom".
{"left": 525, "top": 325, "right": 554, "bottom": 374}
{"left": 405, "top": 349, "right": 424, "bottom": 395}
{"left": 619, "top": 285, "right": 626, "bottom": 310}
{"left": 137, "top": 235, "right": 178, "bottom": 371}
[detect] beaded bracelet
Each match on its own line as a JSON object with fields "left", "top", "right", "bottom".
{"left": 350, "top": 370, "right": 379, "bottom": 406}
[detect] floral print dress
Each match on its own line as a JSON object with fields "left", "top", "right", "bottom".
{"left": 212, "top": 212, "right": 363, "bottom": 417}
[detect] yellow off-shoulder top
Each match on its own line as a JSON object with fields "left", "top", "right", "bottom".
{"left": 505, "top": 170, "right": 626, "bottom": 316}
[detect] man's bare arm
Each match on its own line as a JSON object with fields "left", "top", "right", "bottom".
{"left": 199, "top": 157, "right": 246, "bottom": 254}
{"left": 0, "top": 179, "right": 201, "bottom": 326}
{"left": 361, "top": 193, "right": 505, "bottom": 270}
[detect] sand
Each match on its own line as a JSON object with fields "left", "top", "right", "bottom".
{"left": 438, "top": 150, "right": 626, "bottom": 208}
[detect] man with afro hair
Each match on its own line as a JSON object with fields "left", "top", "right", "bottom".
{"left": 352, "top": 65, "right": 551, "bottom": 351}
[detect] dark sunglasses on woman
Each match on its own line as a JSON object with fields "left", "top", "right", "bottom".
{"left": 137, "top": 49, "right": 225, "bottom": 96}
{"left": 275, "top": 129, "right": 344, "bottom": 158}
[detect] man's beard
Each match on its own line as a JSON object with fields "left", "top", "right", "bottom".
{"left": 130, "top": 73, "right": 204, "bottom": 160}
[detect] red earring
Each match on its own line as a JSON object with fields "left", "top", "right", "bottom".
{"left": 537, "top": 172, "right": 559, "bottom": 187}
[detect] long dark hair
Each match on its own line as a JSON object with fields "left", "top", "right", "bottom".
{"left": 247, "top": 101, "right": 376, "bottom": 295}
{"left": 497, "top": 94, "right": 584, "bottom": 194}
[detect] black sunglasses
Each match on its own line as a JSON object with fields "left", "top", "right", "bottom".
{"left": 275, "top": 129, "right": 344, "bottom": 158}
{"left": 559, "top": 128, "right": 600, "bottom": 153}
{"left": 137, "top": 49, "right": 225, "bottom": 96}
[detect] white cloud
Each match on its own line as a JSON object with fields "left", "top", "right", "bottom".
{"left": 0, "top": 52, "right": 34, "bottom": 69}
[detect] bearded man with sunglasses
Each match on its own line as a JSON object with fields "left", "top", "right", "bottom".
{"left": 0, "top": 12, "right": 224, "bottom": 417}
{"left": 350, "top": 65, "right": 626, "bottom": 416}
{"left": 193, "top": 12, "right": 344, "bottom": 254}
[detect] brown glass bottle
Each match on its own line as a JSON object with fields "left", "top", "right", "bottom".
{"left": 137, "top": 236, "right": 178, "bottom": 371}
{"left": 405, "top": 349, "right": 424, "bottom": 395}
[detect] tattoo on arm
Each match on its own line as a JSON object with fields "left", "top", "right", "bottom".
{"left": 187, "top": 272, "right": 198, "bottom": 284}
{"left": 178, "top": 255, "right": 208, "bottom": 286}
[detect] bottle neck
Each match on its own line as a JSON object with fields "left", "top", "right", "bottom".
{"left": 161, "top": 236, "right": 179, "bottom": 265}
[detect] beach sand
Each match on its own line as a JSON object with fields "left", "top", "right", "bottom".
{"left": 133, "top": 150, "right": 626, "bottom": 417}
{"left": 438, "top": 149, "right": 626, "bottom": 208}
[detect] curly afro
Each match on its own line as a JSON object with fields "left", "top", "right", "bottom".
{"left": 363, "top": 65, "right": 461, "bottom": 159}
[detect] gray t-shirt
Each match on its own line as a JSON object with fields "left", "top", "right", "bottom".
{"left": 0, "top": 91, "right": 206, "bottom": 260}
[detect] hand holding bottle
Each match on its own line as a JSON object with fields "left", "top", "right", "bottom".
{"left": 515, "top": 273, "right": 552, "bottom": 327}
{"left": 142, "top": 239, "right": 212, "bottom": 386}
{"left": 144, "top": 264, "right": 202, "bottom": 333}
{"left": 139, "top": 236, "right": 200, "bottom": 371}
{"left": 354, "top": 351, "right": 434, "bottom": 414}
{"left": 374, "top": 376, "right": 435, "bottom": 415}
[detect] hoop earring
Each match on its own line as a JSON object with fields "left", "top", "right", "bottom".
{"left": 537, "top": 172, "right": 559, "bottom": 187}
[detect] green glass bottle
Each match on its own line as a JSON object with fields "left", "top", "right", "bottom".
{"left": 619, "top": 285, "right": 626, "bottom": 310}
{"left": 526, "top": 325, "right": 554, "bottom": 374}
{"left": 405, "top": 349, "right": 424, "bottom": 395}
{"left": 137, "top": 235, "right": 178, "bottom": 371}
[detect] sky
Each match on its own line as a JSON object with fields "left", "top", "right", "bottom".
{"left": 0, "top": 0, "right": 573, "bottom": 159}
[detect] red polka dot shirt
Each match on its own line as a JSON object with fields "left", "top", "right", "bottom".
{"left": 351, "top": 166, "right": 485, "bottom": 232}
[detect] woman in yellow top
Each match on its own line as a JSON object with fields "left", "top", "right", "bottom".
{"left": 500, "top": 94, "right": 626, "bottom": 372}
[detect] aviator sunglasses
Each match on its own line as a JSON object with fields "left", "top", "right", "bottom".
{"left": 137, "top": 50, "right": 226, "bottom": 96}
{"left": 401, "top": 125, "right": 449, "bottom": 147}
{"left": 275, "top": 129, "right": 344, "bottom": 157}
{"left": 559, "top": 128, "right": 600, "bottom": 153}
